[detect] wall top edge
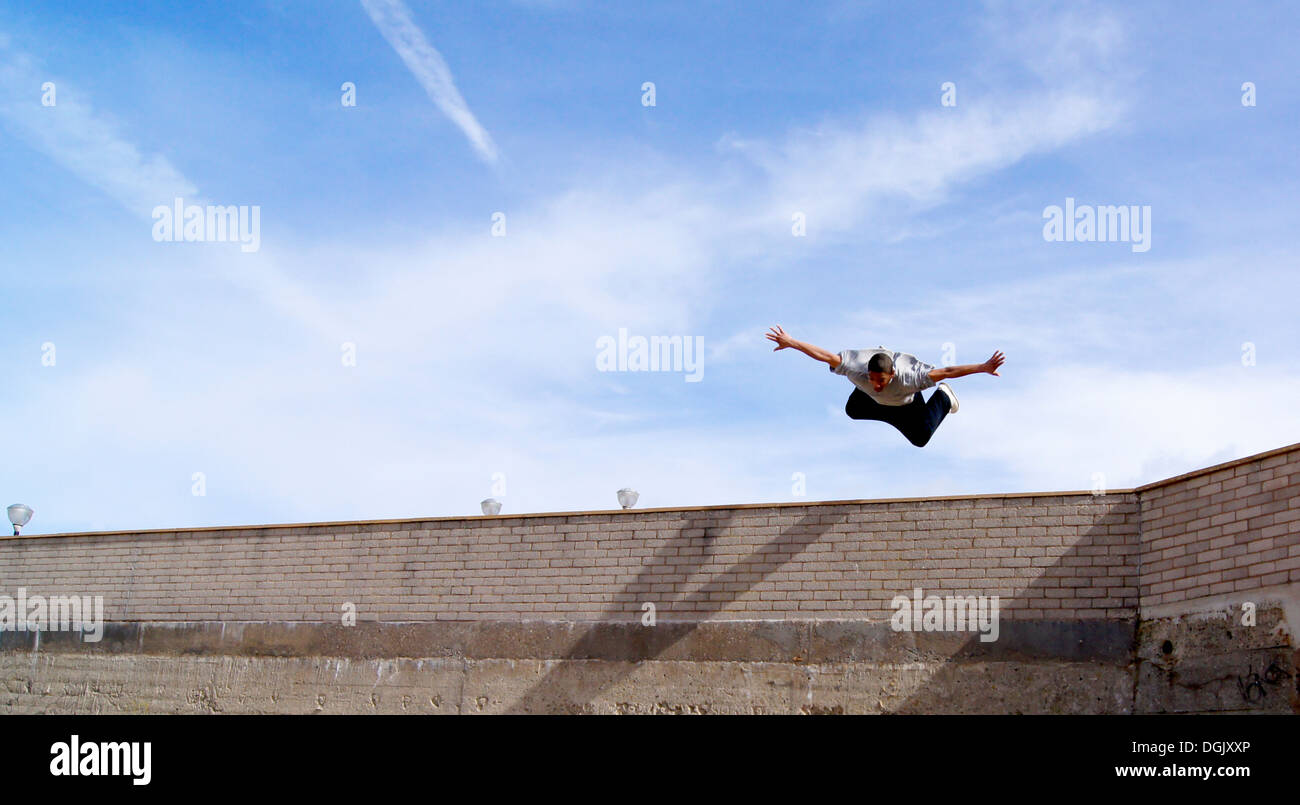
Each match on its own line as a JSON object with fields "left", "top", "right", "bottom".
{"left": 3, "top": 488, "right": 1137, "bottom": 542}
{"left": 9, "top": 441, "right": 1295, "bottom": 544}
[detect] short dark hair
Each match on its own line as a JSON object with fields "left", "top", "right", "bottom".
{"left": 867, "top": 352, "right": 894, "bottom": 374}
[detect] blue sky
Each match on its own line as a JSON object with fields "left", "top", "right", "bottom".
{"left": 2, "top": 0, "right": 1297, "bottom": 535}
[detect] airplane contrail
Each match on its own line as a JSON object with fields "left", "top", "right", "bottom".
{"left": 361, "top": 0, "right": 500, "bottom": 164}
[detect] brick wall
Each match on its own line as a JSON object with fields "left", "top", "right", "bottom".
{"left": 0, "top": 443, "right": 1295, "bottom": 624}
{"left": 1138, "top": 446, "right": 1300, "bottom": 607}
{"left": 0, "top": 493, "right": 1139, "bottom": 622}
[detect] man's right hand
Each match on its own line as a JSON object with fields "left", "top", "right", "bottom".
{"left": 766, "top": 326, "right": 842, "bottom": 369}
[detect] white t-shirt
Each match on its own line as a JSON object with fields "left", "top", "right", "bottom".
{"left": 831, "top": 347, "right": 937, "bottom": 406}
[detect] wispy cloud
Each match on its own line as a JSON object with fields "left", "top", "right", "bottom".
{"left": 727, "top": 90, "right": 1120, "bottom": 236}
{"left": 720, "top": 2, "right": 1130, "bottom": 237}
{"left": 981, "top": 0, "right": 1129, "bottom": 83}
{"left": 360, "top": 0, "right": 500, "bottom": 164}
{"left": 0, "top": 42, "right": 196, "bottom": 218}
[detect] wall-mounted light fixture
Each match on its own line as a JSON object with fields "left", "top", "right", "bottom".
{"left": 7, "top": 504, "right": 33, "bottom": 536}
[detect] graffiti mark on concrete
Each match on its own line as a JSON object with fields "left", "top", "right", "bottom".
{"left": 1237, "top": 660, "right": 1292, "bottom": 703}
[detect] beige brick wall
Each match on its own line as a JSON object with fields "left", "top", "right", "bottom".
{"left": 0, "top": 494, "right": 1139, "bottom": 622}
{"left": 1139, "top": 447, "right": 1300, "bottom": 607}
{"left": 1, "top": 443, "right": 1294, "bottom": 624}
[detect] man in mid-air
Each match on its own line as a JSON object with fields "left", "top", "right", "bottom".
{"left": 765, "top": 325, "right": 1005, "bottom": 448}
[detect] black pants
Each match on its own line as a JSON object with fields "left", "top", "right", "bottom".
{"left": 845, "top": 387, "right": 951, "bottom": 447}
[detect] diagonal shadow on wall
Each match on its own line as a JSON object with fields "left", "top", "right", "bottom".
{"left": 883, "top": 487, "right": 1297, "bottom": 715}
{"left": 881, "top": 513, "right": 1140, "bottom": 714}
{"left": 505, "top": 511, "right": 846, "bottom": 713}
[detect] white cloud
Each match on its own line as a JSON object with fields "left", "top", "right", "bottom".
{"left": 0, "top": 43, "right": 197, "bottom": 218}
{"left": 981, "top": 0, "right": 1129, "bottom": 82}
{"left": 360, "top": 0, "right": 500, "bottom": 164}
{"left": 941, "top": 365, "right": 1300, "bottom": 491}
{"left": 726, "top": 91, "right": 1120, "bottom": 236}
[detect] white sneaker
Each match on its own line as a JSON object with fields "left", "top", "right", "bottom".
{"left": 937, "top": 383, "right": 959, "bottom": 413}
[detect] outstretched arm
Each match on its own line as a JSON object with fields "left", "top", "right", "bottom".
{"left": 929, "top": 350, "right": 1005, "bottom": 381}
{"left": 766, "top": 325, "right": 841, "bottom": 369}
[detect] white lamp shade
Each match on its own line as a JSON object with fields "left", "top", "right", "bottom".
{"left": 7, "top": 504, "right": 33, "bottom": 527}
{"left": 480, "top": 498, "right": 503, "bottom": 516}
{"left": 616, "top": 489, "right": 638, "bottom": 509}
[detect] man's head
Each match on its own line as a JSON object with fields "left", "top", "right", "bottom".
{"left": 867, "top": 352, "right": 894, "bottom": 392}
